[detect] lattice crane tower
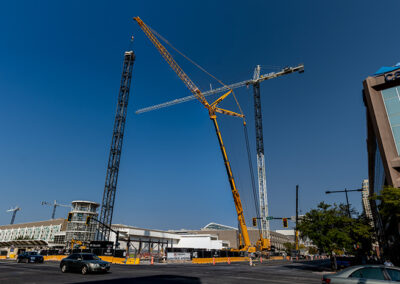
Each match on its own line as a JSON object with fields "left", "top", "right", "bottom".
{"left": 97, "top": 51, "right": 135, "bottom": 241}
{"left": 252, "top": 65, "right": 270, "bottom": 240}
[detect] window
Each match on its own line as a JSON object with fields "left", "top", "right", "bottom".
{"left": 387, "top": 268, "right": 400, "bottom": 281}
{"left": 67, "top": 254, "right": 79, "bottom": 260}
{"left": 350, "top": 267, "right": 386, "bottom": 280}
{"left": 82, "top": 254, "right": 100, "bottom": 261}
{"left": 382, "top": 86, "right": 400, "bottom": 155}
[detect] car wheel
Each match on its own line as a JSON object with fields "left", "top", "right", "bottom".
{"left": 25, "top": 258, "right": 29, "bottom": 263}
{"left": 16, "top": 258, "right": 21, "bottom": 263}
{"left": 61, "top": 264, "right": 68, "bottom": 273}
{"left": 81, "top": 265, "right": 88, "bottom": 275}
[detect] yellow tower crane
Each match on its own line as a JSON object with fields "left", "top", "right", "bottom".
{"left": 134, "top": 17, "right": 270, "bottom": 252}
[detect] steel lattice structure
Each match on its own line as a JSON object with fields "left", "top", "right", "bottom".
{"left": 97, "top": 51, "right": 135, "bottom": 241}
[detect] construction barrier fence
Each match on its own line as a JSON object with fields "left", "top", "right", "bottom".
{"left": 192, "top": 257, "right": 249, "bottom": 264}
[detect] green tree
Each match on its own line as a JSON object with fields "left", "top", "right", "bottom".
{"left": 307, "top": 246, "right": 318, "bottom": 255}
{"left": 297, "top": 202, "right": 372, "bottom": 256}
{"left": 283, "top": 242, "right": 294, "bottom": 254}
{"left": 372, "top": 186, "right": 400, "bottom": 264}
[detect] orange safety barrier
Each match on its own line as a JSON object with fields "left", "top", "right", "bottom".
{"left": 98, "top": 256, "right": 126, "bottom": 264}
{"left": 125, "top": 258, "right": 140, "bottom": 265}
{"left": 192, "top": 257, "right": 249, "bottom": 264}
{"left": 43, "top": 255, "right": 66, "bottom": 261}
{"left": 270, "top": 256, "right": 284, "bottom": 260}
{"left": 40, "top": 255, "right": 140, "bottom": 265}
{"left": 0, "top": 256, "right": 6, "bottom": 260}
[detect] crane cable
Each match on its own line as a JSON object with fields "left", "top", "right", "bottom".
{"left": 244, "top": 86, "right": 262, "bottom": 235}
{"left": 148, "top": 25, "right": 245, "bottom": 118}
{"left": 244, "top": 122, "right": 262, "bottom": 233}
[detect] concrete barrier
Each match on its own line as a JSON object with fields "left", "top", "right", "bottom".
{"left": 192, "top": 257, "right": 249, "bottom": 264}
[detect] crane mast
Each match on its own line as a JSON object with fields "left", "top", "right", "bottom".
{"left": 253, "top": 66, "right": 270, "bottom": 242}
{"left": 41, "top": 200, "right": 71, "bottom": 219}
{"left": 7, "top": 206, "right": 21, "bottom": 225}
{"left": 134, "top": 17, "right": 254, "bottom": 251}
{"left": 97, "top": 51, "right": 135, "bottom": 241}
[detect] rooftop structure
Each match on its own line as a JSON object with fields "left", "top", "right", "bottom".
{"left": 65, "top": 200, "right": 99, "bottom": 245}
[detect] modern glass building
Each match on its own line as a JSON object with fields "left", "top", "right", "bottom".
{"left": 363, "top": 64, "right": 400, "bottom": 255}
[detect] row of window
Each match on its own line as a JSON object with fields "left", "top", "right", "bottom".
{"left": 0, "top": 225, "right": 61, "bottom": 242}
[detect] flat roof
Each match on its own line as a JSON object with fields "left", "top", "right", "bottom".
{"left": 0, "top": 218, "right": 66, "bottom": 230}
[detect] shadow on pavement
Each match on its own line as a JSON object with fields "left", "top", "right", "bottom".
{"left": 283, "top": 262, "right": 331, "bottom": 272}
{"left": 73, "top": 274, "right": 201, "bottom": 283}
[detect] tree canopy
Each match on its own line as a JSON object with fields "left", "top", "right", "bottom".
{"left": 373, "top": 186, "right": 400, "bottom": 264}
{"left": 297, "top": 202, "right": 372, "bottom": 255}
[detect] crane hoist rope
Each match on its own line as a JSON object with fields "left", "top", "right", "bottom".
{"left": 146, "top": 23, "right": 245, "bottom": 118}
{"left": 134, "top": 16, "right": 264, "bottom": 252}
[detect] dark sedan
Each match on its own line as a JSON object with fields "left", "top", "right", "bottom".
{"left": 60, "top": 253, "right": 110, "bottom": 275}
{"left": 17, "top": 251, "right": 44, "bottom": 263}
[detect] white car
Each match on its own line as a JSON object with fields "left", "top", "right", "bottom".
{"left": 322, "top": 265, "right": 400, "bottom": 283}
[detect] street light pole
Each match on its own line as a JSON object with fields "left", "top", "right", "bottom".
{"left": 325, "top": 188, "right": 363, "bottom": 218}
{"left": 344, "top": 189, "right": 350, "bottom": 217}
{"left": 295, "top": 185, "right": 299, "bottom": 251}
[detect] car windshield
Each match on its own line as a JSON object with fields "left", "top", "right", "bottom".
{"left": 350, "top": 267, "right": 386, "bottom": 280}
{"left": 81, "top": 254, "right": 100, "bottom": 261}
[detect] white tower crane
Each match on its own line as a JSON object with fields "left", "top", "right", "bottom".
{"left": 41, "top": 200, "right": 71, "bottom": 219}
{"left": 7, "top": 206, "right": 21, "bottom": 225}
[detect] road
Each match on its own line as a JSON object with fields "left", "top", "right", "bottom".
{"left": 0, "top": 259, "right": 329, "bottom": 283}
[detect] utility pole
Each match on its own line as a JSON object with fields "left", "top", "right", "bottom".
{"left": 295, "top": 185, "right": 299, "bottom": 251}
{"left": 325, "top": 188, "right": 363, "bottom": 218}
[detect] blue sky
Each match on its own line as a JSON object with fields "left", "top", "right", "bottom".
{"left": 0, "top": 0, "right": 399, "bottom": 230}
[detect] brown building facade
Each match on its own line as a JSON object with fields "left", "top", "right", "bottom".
{"left": 363, "top": 64, "right": 400, "bottom": 254}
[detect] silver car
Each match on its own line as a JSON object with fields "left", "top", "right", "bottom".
{"left": 322, "top": 265, "right": 400, "bottom": 283}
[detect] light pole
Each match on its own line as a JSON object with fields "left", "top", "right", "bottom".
{"left": 325, "top": 188, "right": 363, "bottom": 218}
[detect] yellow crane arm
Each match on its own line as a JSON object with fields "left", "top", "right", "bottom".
{"left": 134, "top": 17, "right": 253, "bottom": 251}
{"left": 133, "top": 17, "right": 209, "bottom": 109}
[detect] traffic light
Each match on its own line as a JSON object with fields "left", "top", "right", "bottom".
{"left": 252, "top": 218, "right": 257, "bottom": 227}
{"left": 282, "top": 218, "right": 288, "bottom": 228}
{"left": 85, "top": 216, "right": 91, "bottom": 226}
{"left": 67, "top": 213, "right": 73, "bottom": 222}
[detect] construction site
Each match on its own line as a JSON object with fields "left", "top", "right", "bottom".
{"left": 0, "top": 17, "right": 305, "bottom": 264}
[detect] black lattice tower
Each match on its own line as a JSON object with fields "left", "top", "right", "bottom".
{"left": 97, "top": 51, "right": 135, "bottom": 241}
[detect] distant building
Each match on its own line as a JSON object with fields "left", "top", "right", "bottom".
{"left": 361, "top": 179, "right": 374, "bottom": 227}
{"left": 171, "top": 223, "right": 293, "bottom": 251}
{"left": 65, "top": 200, "right": 99, "bottom": 246}
{"left": 0, "top": 219, "right": 67, "bottom": 257}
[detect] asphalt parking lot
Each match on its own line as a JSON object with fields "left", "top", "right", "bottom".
{"left": 0, "top": 259, "right": 327, "bottom": 283}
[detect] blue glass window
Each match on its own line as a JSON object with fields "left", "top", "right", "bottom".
{"left": 374, "top": 139, "right": 385, "bottom": 198}
{"left": 381, "top": 86, "right": 400, "bottom": 154}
